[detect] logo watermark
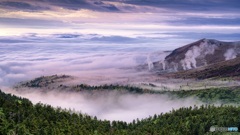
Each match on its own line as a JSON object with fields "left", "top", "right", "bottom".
{"left": 210, "top": 126, "right": 238, "bottom": 132}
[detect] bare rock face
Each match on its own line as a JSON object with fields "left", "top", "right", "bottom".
{"left": 154, "top": 39, "right": 240, "bottom": 72}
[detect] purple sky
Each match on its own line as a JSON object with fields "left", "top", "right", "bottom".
{"left": 0, "top": 0, "right": 239, "bottom": 42}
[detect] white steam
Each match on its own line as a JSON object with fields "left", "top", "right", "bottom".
{"left": 147, "top": 55, "right": 154, "bottom": 70}
{"left": 146, "top": 51, "right": 170, "bottom": 70}
{"left": 224, "top": 48, "right": 237, "bottom": 60}
{"left": 181, "top": 39, "right": 217, "bottom": 70}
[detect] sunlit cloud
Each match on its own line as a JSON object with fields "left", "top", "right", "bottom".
{"left": 0, "top": 0, "right": 239, "bottom": 40}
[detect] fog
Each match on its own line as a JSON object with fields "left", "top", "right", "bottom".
{"left": 3, "top": 88, "right": 203, "bottom": 122}
{"left": 0, "top": 38, "right": 170, "bottom": 87}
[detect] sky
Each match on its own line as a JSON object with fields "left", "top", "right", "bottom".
{"left": 0, "top": 0, "right": 240, "bottom": 42}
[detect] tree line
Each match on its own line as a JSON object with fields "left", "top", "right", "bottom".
{"left": 1, "top": 89, "right": 240, "bottom": 135}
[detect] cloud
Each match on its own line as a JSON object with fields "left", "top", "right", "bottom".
{"left": 0, "top": 17, "right": 66, "bottom": 28}
{"left": 89, "top": 35, "right": 138, "bottom": 42}
{"left": 0, "top": 0, "right": 121, "bottom": 12}
{"left": 0, "top": 1, "right": 49, "bottom": 11}
{"left": 1, "top": 0, "right": 239, "bottom": 33}
{"left": 0, "top": 38, "right": 162, "bottom": 87}
{"left": 0, "top": 38, "right": 30, "bottom": 43}
{"left": 53, "top": 34, "right": 81, "bottom": 38}
{"left": 122, "top": 0, "right": 240, "bottom": 11}
{"left": 93, "top": 1, "right": 120, "bottom": 11}
{"left": 168, "top": 17, "right": 240, "bottom": 26}
{"left": 1, "top": 0, "right": 239, "bottom": 15}
{"left": 0, "top": 33, "right": 149, "bottom": 43}
{"left": 151, "top": 32, "right": 240, "bottom": 41}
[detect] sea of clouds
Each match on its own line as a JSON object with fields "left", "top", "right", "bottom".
{"left": 0, "top": 33, "right": 203, "bottom": 122}
{"left": 0, "top": 34, "right": 167, "bottom": 86}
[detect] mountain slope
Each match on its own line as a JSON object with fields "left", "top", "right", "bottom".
{"left": 165, "top": 57, "right": 240, "bottom": 79}
{"left": 154, "top": 39, "right": 240, "bottom": 72}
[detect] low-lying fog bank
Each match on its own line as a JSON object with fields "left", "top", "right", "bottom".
{"left": 3, "top": 88, "right": 203, "bottom": 122}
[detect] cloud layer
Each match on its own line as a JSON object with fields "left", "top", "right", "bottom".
{"left": 0, "top": 35, "right": 171, "bottom": 87}
{"left": 1, "top": 0, "right": 240, "bottom": 12}
{"left": 0, "top": 0, "right": 239, "bottom": 41}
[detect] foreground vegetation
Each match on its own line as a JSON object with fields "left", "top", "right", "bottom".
{"left": 1, "top": 89, "right": 240, "bottom": 135}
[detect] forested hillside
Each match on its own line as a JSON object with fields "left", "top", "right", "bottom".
{"left": 163, "top": 87, "right": 240, "bottom": 104}
{"left": 1, "top": 89, "right": 240, "bottom": 135}
{"left": 17, "top": 75, "right": 240, "bottom": 104}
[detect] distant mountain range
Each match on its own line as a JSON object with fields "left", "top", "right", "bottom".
{"left": 153, "top": 39, "right": 240, "bottom": 72}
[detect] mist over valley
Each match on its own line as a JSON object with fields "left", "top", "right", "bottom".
{"left": 1, "top": 1, "right": 240, "bottom": 133}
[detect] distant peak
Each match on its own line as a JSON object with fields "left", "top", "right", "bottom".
{"left": 202, "top": 38, "right": 214, "bottom": 41}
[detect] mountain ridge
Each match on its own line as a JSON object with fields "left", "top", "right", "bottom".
{"left": 152, "top": 38, "right": 240, "bottom": 72}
